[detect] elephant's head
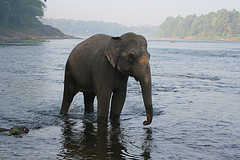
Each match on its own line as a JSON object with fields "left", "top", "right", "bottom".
{"left": 105, "top": 32, "right": 153, "bottom": 125}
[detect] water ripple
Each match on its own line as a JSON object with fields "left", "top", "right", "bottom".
{"left": 1, "top": 39, "right": 240, "bottom": 159}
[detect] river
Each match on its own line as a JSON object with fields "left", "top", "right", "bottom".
{"left": 0, "top": 38, "right": 240, "bottom": 159}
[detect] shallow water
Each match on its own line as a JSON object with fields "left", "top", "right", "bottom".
{"left": 0, "top": 39, "right": 240, "bottom": 159}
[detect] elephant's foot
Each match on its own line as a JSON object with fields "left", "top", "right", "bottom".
{"left": 109, "top": 112, "right": 120, "bottom": 122}
{"left": 60, "top": 108, "right": 68, "bottom": 115}
{"left": 84, "top": 108, "right": 94, "bottom": 114}
{"left": 97, "top": 116, "right": 108, "bottom": 126}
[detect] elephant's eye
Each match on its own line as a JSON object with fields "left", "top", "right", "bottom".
{"left": 127, "top": 52, "right": 136, "bottom": 63}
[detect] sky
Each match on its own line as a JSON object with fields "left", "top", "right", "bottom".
{"left": 44, "top": 0, "right": 240, "bottom": 26}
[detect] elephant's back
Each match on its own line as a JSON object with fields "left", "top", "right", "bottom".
{"left": 66, "top": 34, "right": 111, "bottom": 92}
{"left": 68, "top": 34, "right": 111, "bottom": 67}
{"left": 71, "top": 34, "right": 110, "bottom": 57}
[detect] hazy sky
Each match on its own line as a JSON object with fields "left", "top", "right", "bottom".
{"left": 44, "top": 0, "right": 240, "bottom": 26}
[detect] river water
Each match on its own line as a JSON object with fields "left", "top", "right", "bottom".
{"left": 0, "top": 39, "right": 240, "bottom": 159}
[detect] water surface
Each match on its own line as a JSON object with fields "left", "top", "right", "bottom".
{"left": 0, "top": 39, "right": 240, "bottom": 159}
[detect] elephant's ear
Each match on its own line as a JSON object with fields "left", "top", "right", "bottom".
{"left": 105, "top": 37, "right": 122, "bottom": 68}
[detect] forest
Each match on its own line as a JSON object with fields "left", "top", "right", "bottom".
{"left": 160, "top": 9, "right": 240, "bottom": 40}
{"left": 0, "top": 0, "right": 46, "bottom": 30}
{"left": 42, "top": 18, "right": 160, "bottom": 38}
{"left": 1, "top": 1, "right": 239, "bottom": 41}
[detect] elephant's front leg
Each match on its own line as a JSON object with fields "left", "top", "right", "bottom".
{"left": 97, "top": 91, "right": 112, "bottom": 124}
{"left": 84, "top": 93, "right": 95, "bottom": 114}
{"left": 110, "top": 78, "right": 128, "bottom": 121}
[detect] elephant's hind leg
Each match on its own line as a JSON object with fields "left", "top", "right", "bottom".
{"left": 84, "top": 93, "right": 95, "bottom": 114}
{"left": 60, "top": 68, "right": 78, "bottom": 115}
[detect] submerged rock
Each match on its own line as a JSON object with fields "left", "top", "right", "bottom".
{"left": 8, "top": 126, "right": 29, "bottom": 136}
{"left": 0, "top": 128, "right": 9, "bottom": 132}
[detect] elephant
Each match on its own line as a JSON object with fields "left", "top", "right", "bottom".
{"left": 60, "top": 32, "right": 153, "bottom": 125}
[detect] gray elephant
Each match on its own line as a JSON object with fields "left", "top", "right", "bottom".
{"left": 60, "top": 32, "right": 153, "bottom": 125}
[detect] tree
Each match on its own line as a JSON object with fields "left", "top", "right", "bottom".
{"left": 0, "top": 1, "right": 11, "bottom": 25}
{"left": 0, "top": 0, "right": 46, "bottom": 29}
{"left": 160, "top": 9, "right": 240, "bottom": 40}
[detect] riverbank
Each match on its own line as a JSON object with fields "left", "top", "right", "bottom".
{"left": 160, "top": 36, "right": 240, "bottom": 41}
{"left": 0, "top": 24, "right": 75, "bottom": 43}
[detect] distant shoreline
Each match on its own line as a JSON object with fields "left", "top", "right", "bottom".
{"left": 158, "top": 36, "right": 240, "bottom": 41}
{"left": 0, "top": 24, "right": 76, "bottom": 43}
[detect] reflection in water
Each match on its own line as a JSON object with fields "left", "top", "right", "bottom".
{"left": 141, "top": 128, "right": 153, "bottom": 159}
{"left": 58, "top": 117, "right": 154, "bottom": 159}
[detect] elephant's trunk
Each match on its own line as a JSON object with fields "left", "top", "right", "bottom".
{"left": 139, "top": 71, "right": 153, "bottom": 125}
{"left": 135, "top": 55, "right": 153, "bottom": 125}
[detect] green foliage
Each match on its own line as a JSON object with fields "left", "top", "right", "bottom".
{"left": 0, "top": 0, "right": 46, "bottom": 30}
{"left": 160, "top": 9, "right": 240, "bottom": 40}
{"left": 0, "top": 38, "right": 47, "bottom": 43}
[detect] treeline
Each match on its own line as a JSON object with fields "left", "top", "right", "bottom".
{"left": 42, "top": 18, "right": 160, "bottom": 38}
{"left": 160, "top": 9, "right": 240, "bottom": 40}
{"left": 0, "top": 0, "right": 46, "bottom": 30}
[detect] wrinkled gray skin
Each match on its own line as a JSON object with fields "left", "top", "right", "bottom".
{"left": 60, "top": 32, "right": 153, "bottom": 125}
